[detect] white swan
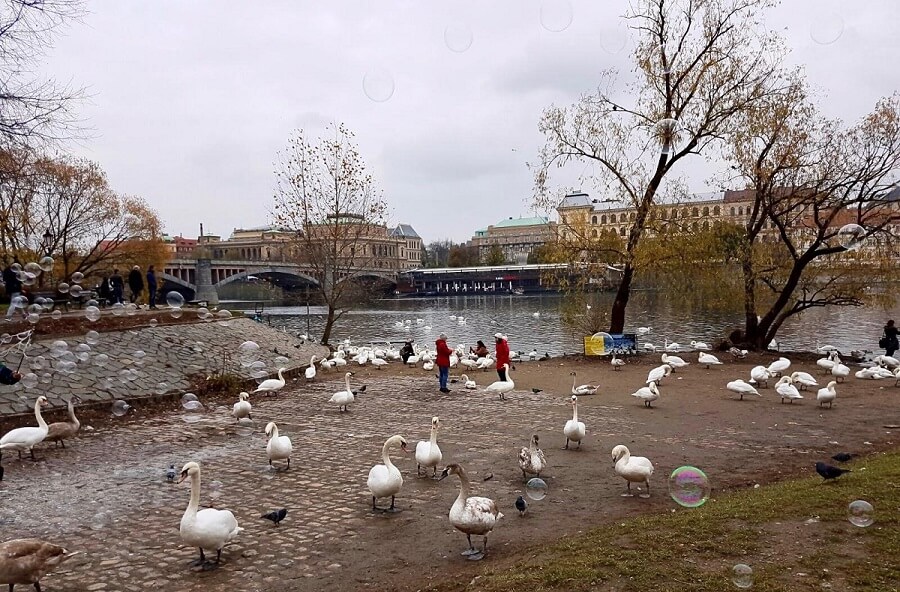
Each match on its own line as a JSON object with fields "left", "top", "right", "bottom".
{"left": 816, "top": 381, "right": 837, "bottom": 408}
{"left": 0, "top": 396, "right": 49, "bottom": 462}
{"left": 749, "top": 365, "right": 772, "bottom": 388}
{"left": 45, "top": 395, "right": 82, "bottom": 448}
{"left": 611, "top": 444, "right": 654, "bottom": 497}
{"left": 329, "top": 372, "right": 357, "bottom": 412}
{"left": 726, "top": 379, "right": 760, "bottom": 400}
{"left": 570, "top": 371, "right": 598, "bottom": 395}
{"left": 439, "top": 463, "right": 503, "bottom": 561}
{"left": 661, "top": 353, "right": 689, "bottom": 371}
{"left": 253, "top": 368, "right": 286, "bottom": 394}
{"left": 610, "top": 355, "right": 625, "bottom": 370}
{"left": 319, "top": 358, "right": 335, "bottom": 371}
{"left": 775, "top": 376, "right": 803, "bottom": 403}
{"left": 768, "top": 356, "right": 791, "bottom": 377}
{"left": 415, "top": 416, "right": 442, "bottom": 477}
{"left": 698, "top": 352, "right": 723, "bottom": 368}
{"left": 517, "top": 434, "right": 546, "bottom": 479}
{"left": 485, "top": 364, "right": 515, "bottom": 400}
{"left": 367, "top": 434, "right": 408, "bottom": 512}
{"left": 563, "top": 395, "right": 586, "bottom": 449}
{"left": 830, "top": 362, "right": 850, "bottom": 382}
{"left": 265, "top": 422, "right": 293, "bottom": 470}
{"left": 371, "top": 358, "right": 388, "bottom": 370}
{"left": 691, "top": 340, "right": 710, "bottom": 351}
{"left": 646, "top": 364, "right": 672, "bottom": 385}
{"left": 304, "top": 356, "right": 318, "bottom": 381}
{"left": 476, "top": 356, "right": 495, "bottom": 371}
{"left": 460, "top": 358, "right": 477, "bottom": 370}
{"left": 631, "top": 381, "right": 660, "bottom": 408}
{"left": 790, "top": 371, "right": 818, "bottom": 390}
{"left": 636, "top": 326, "right": 652, "bottom": 335}
{"left": 816, "top": 351, "right": 838, "bottom": 373}
{"left": 461, "top": 374, "right": 477, "bottom": 389}
{"left": 231, "top": 392, "right": 251, "bottom": 422}
{"left": 178, "top": 461, "right": 242, "bottom": 569}
{"left": 875, "top": 355, "right": 900, "bottom": 369}
{"left": 422, "top": 360, "right": 435, "bottom": 371}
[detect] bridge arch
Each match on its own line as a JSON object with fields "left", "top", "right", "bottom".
{"left": 161, "top": 272, "right": 195, "bottom": 290}
{"left": 215, "top": 268, "right": 319, "bottom": 288}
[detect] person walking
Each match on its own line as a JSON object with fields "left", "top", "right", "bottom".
{"left": 882, "top": 319, "right": 899, "bottom": 358}
{"left": 495, "top": 333, "right": 510, "bottom": 381}
{"left": 146, "top": 265, "right": 158, "bottom": 309}
{"left": 97, "top": 275, "right": 112, "bottom": 306}
{"left": 3, "top": 258, "right": 22, "bottom": 320}
{"left": 110, "top": 269, "right": 124, "bottom": 304}
{"left": 127, "top": 265, "right": 144, "bottom": 304}
{"left": 436, "top": 333, "right": 452, "bottom": 393}
{"left": 400, "top": 341, "right": 414, "bottom": 364}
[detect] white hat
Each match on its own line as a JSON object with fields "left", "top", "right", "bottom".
{"left": 439, "top": 333, "right": 447, "bottom": 340}
{"left": 494, "top": 333, "right": 504, "bottom": 339}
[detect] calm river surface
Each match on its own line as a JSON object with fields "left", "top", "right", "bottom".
{"left": 230, "top": 292, "right": 898, "bottom": 355}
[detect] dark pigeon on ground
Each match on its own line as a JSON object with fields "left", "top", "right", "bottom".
{"left": 831, "top": 452, "right": 856, "bottom": 463}
{"left": 815, "top": 461, "right": 851, "bottom": 481}
{"left": 261, "top": 508, "right": 288, "bottom": 526}
{"left": 352, "top": 385, "right": 367, "bottom": 396}
{"left": 166, "top": 464, "right": 176, "bottom": 483}
{"left": 482, "top": 473, "right": 493, "bottom": 482}
{"left": 515, "top": 495, "right": 527, "bottom": 516}
{"left": 531, "top": 388, "right": 543, "bottom": 394}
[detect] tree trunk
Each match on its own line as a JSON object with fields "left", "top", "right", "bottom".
{"left": 320, "top": 305, "right": 336, "bottom": 346}
{"left": 608, "top": 263, "right": 634, "bottom": 334}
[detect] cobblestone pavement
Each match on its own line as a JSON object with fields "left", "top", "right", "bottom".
{"left": 1, "top": 359, "right": 898, "bottom": 591}
{"left": 0, "top": 318, "right": 326, "bottom": 417}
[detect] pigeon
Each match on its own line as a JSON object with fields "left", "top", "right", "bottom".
{"left": 482, "top": 473, "right": 494, "bottom": 481}
{"left": 261, "top": 508, "right": 288, "bottom": 526}
{"left": 815, "top": 462, "right": 851, "bottom": 481}
{"left": 166, "top": 464, "right": 176, "bottom": 483}
{"left": 515, "top": 495, "right": 527, "bottom": 516}
{"left": 531, "top": 388, "right": 543, "bottom": 394}
{"left": 831, "top": 452, "right": 856, "bottom": 463}
{"left": 352, "top": 385, "right": 367, "bottom": 396}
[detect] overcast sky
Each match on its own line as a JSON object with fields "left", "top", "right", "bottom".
{"left": 40, "top": 0, "right": 900, "bottom": 243}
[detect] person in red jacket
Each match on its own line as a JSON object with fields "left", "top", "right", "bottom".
{"left": 436, "top": 333, "right": 453, "bottom": 393}
{"left": 495, "top": 333, "right": 510, "bottom": 381}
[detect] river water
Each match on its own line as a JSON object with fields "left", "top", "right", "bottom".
{"left": 229, "top": 292, "right": 898, "bottom": 355}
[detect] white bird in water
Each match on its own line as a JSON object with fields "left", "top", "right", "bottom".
{"left": 775, "top": 376, "right": 803, "bottom": 403}
{"left": 630, "top": 382, "right": 660, "bottom": 408}
{"left": 698, "top": 352, "right": 723, "bottom": 369}
{"left": 636, "top": 327, "right": 652, "bottom": 335}
{"left": 767, "top": 357, "right": 791, "bottom": 377}
{"left": 563, "top": 395, "right": 586, "bottom": 449}
{"left": 726, "top": 379, "right": 760, "bottom": 400}
{"left": 816, "top": 381, "right": 837, "bottom": 408}
{"left": 690, "top": 340, "right": 710, "bottom": 351}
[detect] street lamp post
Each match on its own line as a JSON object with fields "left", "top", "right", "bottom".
{"left": 40, "top": 229, "right": 53, "bottom": 289}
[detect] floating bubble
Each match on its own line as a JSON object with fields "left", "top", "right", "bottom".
{"left": 50, "top": 340, "right": 69, "bottom": 355}
{"left": 170, "top": 307, "right": 184, "bottom": 319}
{"left": 848, "top": 500, "right": 874, "bottom": 527}
{"left": 668, "top": 466, "right": 711, "bottom": 508}
{"left": 444, "top": 23, "right": 473, "bottom": 53}
{"left": 93, "top": 353, "right": 109, "bottom": 367}
{"left": 85, "top": 330, "right": 100, "bottom": 345}
{"left": 525, "top": 477, "right": 548, "bottom": 501}
{"left": 362, "top": 68, "right": 395, "bottom": 102}
{"left": 810, "top": 12, "right": 844, "bottom": 45}
{"left": 125, "top": 302, "right": 138, "bottom": 316}
{"left": 274, "top": 355, "right": 290, "bottom": 367}
{"left": 71, "top": 271, "right": 84, "bottom": 283}
{"left": 10, "top": 262, "right": 20, "bottom": 272}
{"left": 69, "top": 285, "right": 83, "bottom": 298}
{"left": 89, "top": 511, "right": 111, "bottom": 530}
{"left": 27, "top": 303, "right": 41, "bottom": 315}
{"left": 40, "top": 299, "right": 53, "bottom": 312}
{"left": 238, "top": 341, "right": 261, "bottom": 366}
{"left": 111, "top": 400, "right": 132, "bottom": 416}
{"left": 24, "top": 262, "right": 42, "bottom": 275}
{"left": 181, "top": 393, "right": 202, "bottom": 410}
{"left": 590, "top": 331, "right": 614, "bottom": 351}
{"left": 51, "top": 309, "right": 62, "bottom": 320}
{"left": 166, "top": 291, "right": 185, "bottom": 308}
{"left": 110, "top": 302, "right": 125, "bottom": 316}
{"left": 196, "top": 306, "right": 210, "bottom": 320}
{"left": 155, "top": 382, "right": 168, "bottom": 395}
{"left": 119, "top": 369, "right": 136, "bottom": 383}
{"left": 84, "top": 305, "right": 101, "bottom": 322}
{"left": 732, "top": 564, "right": 753, "bottom": 589}
{"left": 75, "top": 343, "right": 91, "bottom": 362}
{"left": 57, "top": 282, "right": 70, "bottom": 294}
{"left": 149, "top": 318, "right": 158, "bottom": 327}
{"left": 21, "top": 372, "right": 38, "bottom": 389}
{"left": 39, "top": 372, "right": 52, "bottom": 384}
{"left": 26, "top": 312, "right": 39, "bottom": 324}
{"left": 540, "top": 0, "right": 573, "bottom": 32}
{"left": 837, "top": 223, "right": 866, "bottom": 251}
{"left": 133, "top": 350, "right": 146, "bottom": 366}
{"left": 38, "top": 256, "right": 54, "bottom": 272}
{"left": 600, "top": 20, "right": 629, "bottom": 54}
{"left": 30, "top": 355, "right": 46, "bottom": 370}
{"left": 182, "top": 414, "right": 203, "bottom": 424}
{"left": 85, "top": 299, "right": 99, "bottom": 308}
{"left": 22, "top": 272, "right": 36, "bottom": 287}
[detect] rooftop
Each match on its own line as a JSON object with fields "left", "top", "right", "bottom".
{"left": 390, "top": 224, "right": 421, "bottom": 239}
{"left": 492, "top": 216, "right": 551, "bottom": 228}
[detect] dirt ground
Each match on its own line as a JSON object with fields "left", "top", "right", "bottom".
{"left": 1, "top": 349, "right": 899, "bottom": 592}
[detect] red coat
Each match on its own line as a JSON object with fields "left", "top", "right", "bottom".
{"left": 495, "top": 339, "right": 510, "bottom": 369}
{"left": 435, "top": 339, "right": 452, "bottom": 367}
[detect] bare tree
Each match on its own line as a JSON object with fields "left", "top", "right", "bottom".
{"left": 533, "top": 0, "right": 786, "bottom": 333}
{"left": 273, "top": 123, "right": 390, "bottom": 346}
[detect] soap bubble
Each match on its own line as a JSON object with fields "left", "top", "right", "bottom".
{"left": 38, "top": 256, "right": 54, "bottom": 272}
{"left": 170, "top": 307, "right": 183, "bottom": 319}
{"left": 444, "top": 23, "right": 473, "bottom": 52}
{"left": 71, "top": 271, "right": 84, "bottom": 283}
{"left": 208, "top": 480, "right": 223, "bottom": 500}
{"left": 89, "top": 511, "right": 111, "bottom": 530}
{"left": 182, "top": 413, "right": 203, "bottom": 424}
{"left": 600, "top": 20, "right": 629, "bottom": 54}
{"left": 810, "top": 12, "right": 844, "bottom": 45}
{"left": 26, "top": 312, "right": 39, "bottom": 324}
{"left": 110, "top": 302, "right": 125, "bottom": 316}
{"left": 166, "top": 291, "right": 185, "bottom": 308}
{"left": 837, "top": 223, "right": 866, "bottom": 251}
{"left": 21, "top": 372, "right": 38, "bottom": 389}
{"left": 111, "top": 400, "right": 132, "bottom": 417}
{"left": 155, "top": 382, "right": 168, "bottom": 395}
{"left": 589, "top": 331, "right": 614, "bottom": 351}
{"left": 22, "top": 272, "right": 36, "bottom": 287}
{"left": 668, "top": 466, "right": 711, "bottom": 508}
{"left": 57, "top": 282, "right": 70, "bottom": 294}
{"left": 30, "top": 355, "right": 46, "bottom": 370}
{"left": 181, "top": 393, "right": 202, "bottom": 411}
{"left": 51, "top": 309, "right": 62, "bottom": 320}
{"left": 24, "top": 261, "right": 41, "bottom": 275}
{"left": 238, "top": 341, "right": 261, "bottom": 366}
{"left": 362, "top": 68, "right": 395, "bottom": 102}
{"left": 50, "top": 340, "right": 69, "bottom": 356}
{"left": 732, "top": 563, "right": 753, "bottom": 589}
{"left": 149, "top": 318, "right": 158, "bottom": 327}
{"left": 133, "top": 350, "right": 146, "bottom": 366}
{"left": 85, "top": 330, "right": 100, "bottom": 345}
{"left": 196, "top": 306, "right": 210, "bottom": 320}
{"left": 274, "top": 355, "right": 290, "bottom": 367}
{"left": 27, "top": 303, "right": 41, "bottom": 315}
{"left": 93, "top": 353, "right": 109, "bottom": 367}
{"left": 848, "top": 500, "right": 874, "bottom": 527}
{"left": 10, "top": 262, "right": 20, "bottom": 272}
{"left": 85, "top": 299, "right": 98, "bottom": 308}
{"left": 540, "top": 0, "right": 573, "bottom": 32}
{"left": 125, "top": 302, "right": 138, "bottom": 316}
{"left": 119, "top": 369, "right": 136, "bottom": 383}
{"left": 69, "top": 284, "right": 82, "bottom": 298}
{"left": 39, "top": 372, "right": 52, "bottom": 384}
{"left": 525, "top": 477, "right": 548, "bottom": 501}
{"left": 75, "top": 343, "right": 91, "bottom": 362}
{"left": 84, "top": 305, "right": 101, "bottom": 322}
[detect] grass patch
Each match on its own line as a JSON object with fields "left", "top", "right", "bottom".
{"left": 429, "top": 452, "right": 900, "bottom": 592}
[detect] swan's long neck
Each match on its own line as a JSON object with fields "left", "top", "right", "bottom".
{"left": 309, "top": 356, "right": 316, "bottom": 366}
{"left": 618, "top": 450, "right": 630, "bottom": 465}
{"left": 506, "top": 365, "right": 513, "bottom": 382}
{"left": 185, "top": 472, "right": 201, "bottom": 519}
{"left": 34, "top": 401, "right": 47, "bottom": 430}
{"left": 277, "top": 368, "right": 285, "bottom": 382}
{"left": 270, "top": 425, "right": 280, "bottom": 439}
{"left": 382, "top": 441, "right": 395, "bottom": 471}
{"left": 572, "top": 402, "right": 579, "bottom": 422}
{"left": 344, "top": 373, "right": 352, "bottom": 391}
{"left": 455, "top": 468, "right": 472, "bottom": 503}
{"left": 429, "top": 425, "right": 438, "bottom": 446}
{"left": 67, "top": 399, "right": 80, "bottom": 428}
{"left": 571, "top": 374, "right": 577, "bottom": 391}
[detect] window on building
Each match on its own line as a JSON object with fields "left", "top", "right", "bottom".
{"left": 661, "top": 210, "right": 667, "bottom": 219}
{"left": 692, "top": 207, "right": 699, "bottom": 217}
{"left": 738, "top": 206, "right": 744, "bottom": 216}
{"left": 629, "top": 212, "right": 636, "bottom": 221}
{"left": 730, "top": 206, "right": 735, "bottom": 216}
{"left": 702, "top": 206, "right": 709, "bottom": 216}
{"left": 619, "top": 213, "right": 626, "bottom": 222}
{"left": 591, "top": 229, "right": 598, "bottom": 238}
{"left": 591, "top": 215, "right": 597, "bottom": 224}
{"left": 713, "top": 205, "right": 720, "bottom": 216}
{"left": 702, "top": 221, "right": 709, "bottom": 230}
{"left": 620, "top": 227, "right": 626, "bottom": 236}
{"left": 670, "top": 209, "right": 677, "bottom": 219}
{"left": 601, "top": 214, "right": 607, "bottom": 224}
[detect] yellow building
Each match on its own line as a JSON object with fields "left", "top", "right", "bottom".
{"left": 469, "top": 215, "right": 557, "bottom": 264}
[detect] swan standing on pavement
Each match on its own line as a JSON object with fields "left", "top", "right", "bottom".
{"left": 485, "top": 364, "right": 514, "bottom": 400}
{"left": 563, "top": 395, "right": 586, "bottom": 449}
{"left": 178, "top": 461, "right": 243, "bottom": 570}
{"left": 0, "top": 396, "right": 49, "bottom": 462}
{"left": 698, "top": 352, "right": 723, "bottom": 369}
{"left": 610, "top": 354, "right": 625, "bottom": 370}
{"left": 439, "top": 463, "right": 503, "bottom": 561}
{"left": 570, "top": 371, "right": 598, "bottom": 395}
{"left": 367, "top": 435, "right": 408, "bottom": 512}
{"left": 253, "top": 368, "right": 286, "bottom": 395}
{"left": 231, "top": 392, "right": 252, "bottom": 422}
{"left": 265, "top": 422, "right": 293, "bottom": 470}
{"left": 816, "top": 381, "right": 838, "bottom": 408}
{"left": 768, "top": 356, "right": 791, "bottom": 377}
{"left": 831, "top": 361, "right": 850, "bottom": 382}
{"left": 0, "top": 538, "right": 79, "bottom": 590}
{"left": 611, "top": 444, "right": 654, "bottom": 497}
{"left": 518, "top": 434, "right": 546, "bottom": 479}
{"left": 329, "top": 372, "right": 357, "bottom": 412}
{"left": 726, "top": 379, "right": 760, "bottom": 400}
{"left": 415, "top": 417, "right": 443, "bottom": 477}
{"left": 816, "top": 350, "right": 838, "bottom": 374}
{"left": 461, "top": 374, "right": 477, "bottom": 389}
{"left": 661, "top": 353, "right": 689, "bottom": 371}
{"left": 749, "top": 365, "right": 772, "bottom": 388}
{"left": 775, "top": 376, "right": 803, "bottom": 403}
{"left": 304, "top": 356, "right": 318, "bottom": 381}
{"left": 790, "top": 371, "right": 818, "bottom": 391}
{"left": 646, "top": 364, "right": 672, "bottom": 385}
{"left": 631, "top": 382, "right": 660, "bottom": 408}
{"left": 45, "top": 395, "right": 82, "bottom": 448}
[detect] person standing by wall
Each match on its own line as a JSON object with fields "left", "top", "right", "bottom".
{"left": 146, "top": 265, "right": 158, "bottom": 309}
{"left": 495, "top": 332, "right": 510, "bottom": 381}
{"left": 436, "top": 332, "right": 452, "bottom": 393}
{"left": 128, "top": 265, "right": 144, "bottom": 304}
{"left": 110, "top": 269, "right": 124, "bottom": 304}
{"left": 3, "top": 258, "right": 22, "bottom": 320}
{"left": 882, "top": 320, "right": 899, "bottom": 358}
